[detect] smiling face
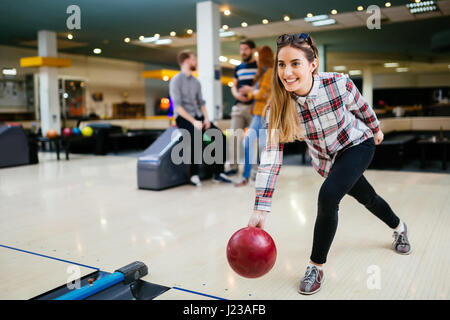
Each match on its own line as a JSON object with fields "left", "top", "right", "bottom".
{"left": 277, "top": 45, "right": 318, "bottom": 96}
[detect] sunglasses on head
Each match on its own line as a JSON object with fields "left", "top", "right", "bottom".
{"left": 276, "top": 33, "right": 311, "bottom": 47}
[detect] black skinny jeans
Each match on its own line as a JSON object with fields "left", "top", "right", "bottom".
{"left": 175, "top": 115, "right": 226, "bottom": 176}
{"left": 310, "top": 137, "right": 400, "bottom": 264}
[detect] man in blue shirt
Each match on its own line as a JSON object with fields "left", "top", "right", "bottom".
{"left": 229, "top": 39, "right": 258, "bottom": 173}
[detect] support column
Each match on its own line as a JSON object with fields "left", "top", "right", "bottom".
{"left": 317, "top": 44, "right": 326, "bottom": 72}
{"left": 362, "top": 67, "right": 373, "bottom": 108}
{"left": 196, "top": 1, "right": 222, "bottom": 121}
{"left": 38, "top": 30, "right": 61, "bottom": 135}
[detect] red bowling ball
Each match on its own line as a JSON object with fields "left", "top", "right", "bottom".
{"left": 226, "top": 227, "right": 277, "bottom": 279}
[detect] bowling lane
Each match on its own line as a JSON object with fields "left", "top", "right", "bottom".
{"left": 0, "top": 245, "right": 96, "bottom": 299}
{"left": 1, "top": 152, "right": 449, "bottom": 299}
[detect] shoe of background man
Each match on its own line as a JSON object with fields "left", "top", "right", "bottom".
{"left": 213, "top": 173, "right": 232, "bottom": 184}
{"left": 298, "top": 265, "right": 324, "bottom": 295}
{"left": 234, "top": 177, "right": 248, "bottom": 187}
{"left": 392, "top": 222, "right": 411, "bottom": 255}
{"left": 224, "top": 169, "right": 238, "bottom": 176}
{"left": 190, "top": 175, "right": 202, "bottom": 187}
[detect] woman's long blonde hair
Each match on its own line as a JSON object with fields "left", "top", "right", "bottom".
{"left": 264, "top": 34, "right": 319, "bottom": 145}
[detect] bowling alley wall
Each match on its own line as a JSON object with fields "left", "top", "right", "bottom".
{"left": 0, "top": 44, "right": 173, "bottom": 120}
{"left": 1, "top": 43, "right": 449, "bottom": 121}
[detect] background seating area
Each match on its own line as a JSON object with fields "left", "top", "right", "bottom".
{"left": 372, "top": 117, "right": 449, "bottom": 169}
{"left": 5, "top": 116, "right": 450, "bottom": 170}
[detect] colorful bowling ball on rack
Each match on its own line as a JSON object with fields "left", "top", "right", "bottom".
{"left": 81, "top": 126, "right": 93, "bottom": 137}
{"left": 62, "top": 127, "right": 73, "bottom": 138}
{"left": 226, "top": 227, "right": 277, "bottom": 278}
{"left": 72, "top": 127, "right": 82, "bottom": 136}
{"left": 46, "top": 129, "right": 59, "bottom": 139}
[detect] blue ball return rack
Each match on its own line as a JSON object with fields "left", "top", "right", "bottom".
{"left": 32, "top": 261, "right": 170, "bottom": 300}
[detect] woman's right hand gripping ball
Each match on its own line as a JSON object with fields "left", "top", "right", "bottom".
{"left": 248, "top": 210, "right": 269, "bottom": 229}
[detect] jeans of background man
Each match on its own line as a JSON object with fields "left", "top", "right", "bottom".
{"left": 242, "top": 115, "right": 266, "bottom": 179}
{"left": 229, "top": 102, "right": 252, "bottom": 172}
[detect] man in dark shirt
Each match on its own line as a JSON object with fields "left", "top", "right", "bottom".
{"left": 170, "top": 50, "right": 232, "bottom": 186}
{"left": 229, "top": 39, "right": 258, "bottom": 172}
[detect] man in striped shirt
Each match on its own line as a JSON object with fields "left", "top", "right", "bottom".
{"left": 228, "top": 39, "right": 258, "bottom": 172}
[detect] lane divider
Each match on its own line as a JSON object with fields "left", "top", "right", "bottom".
{"left": 0, "top": 244, "right": 100, "bottom": 271}
{"left": 172, "top": 286, "right": 227, "bottom": 300}
{"left": 1, "top": 244, "right": 227, "bottom": 300}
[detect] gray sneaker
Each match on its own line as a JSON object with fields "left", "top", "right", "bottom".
{"left": 392, "top": 223, "right": 411, "bottom": 255}
{"left": 298, "top": 265, "right": 324, "bottom": 295}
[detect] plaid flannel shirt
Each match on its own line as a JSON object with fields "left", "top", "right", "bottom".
{"left": 254, "top": 72, "right": 380, "bottom": 212}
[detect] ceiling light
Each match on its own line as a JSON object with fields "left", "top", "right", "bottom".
{"left": 227, "top": 81, "right": 234, "bottom": 87}
{"left": 333, "top": 66, "right": 346, "bottom": 71}
{"left": 416, "top": 0, "right": 421, "bottom": 2}
{"left": 305, "top": 14, "right": 329, "bottom": 22}
{"left": 396, "top": 67, "right": 409, "bottom": 72}
{"left": 283, "top": 15, "right": 290, "bottom": 21}
{"left": 162, "top": 75, "right": 170, "bottom": 81}
{"left": 262, "top": 19, "right": 269, "bottom": 24}
{"left": 331, "top": 9, "right": 338, "bottom": 15}
{"left": 229, "top": 59, "right": 241, "bottom": 66}
{"left": 67, "top": 34, "right": 73, "bottom": 40}
{"left": 306, "top": 13, "right": 313, "bottom": 18}
{"left": 224, "top": 9, "right": 231, "bottom": 16}
{"left": 124, "top": 37, "right": 130, "bottom": 43}
{"left": 219, "top": 56, "right": 228, "bottom": 62}
{"left": 312, "top": 19, "right": 336, "bottom": 26}
{"left": 241, "top": 22, "right": 248, "bottom": 27}
{"left": 220, "top": 31, "right": 235, "bottom": 37}
{"left": 357, "top": 6, "right": 364, "bottom": 11}
{"left": 384, "top": 62, "right": 399, "bottom": 68}
{"left": 155, "top": 39, "right": 172, "bottom": 45}
{"left": 385, "top": 2, "right": 391, "bottom": 7}
{"left": 349, "top": 70, "right": 362, "bottom": 76}
{"left": 139, "top": 35, "right": 144, "bottom": 41}
{"left": 93, "top": 48, "right": 102, "bottom": 54}
{"left": 222, "top": 25, "right": 229, "bottom": 30}
{"left": 409, "top": 6, "right": 437, "bottom": 13}
{"left": 154, "top": 33, "right": 160, "bottom": 39}
{"left": 186, "top": 29, "right": 193, "bottom": 35}
{"left": 170, "top": 31, "right": 176, "bottom": 37}
{"left": 140, "top": 36, "right": 159, "bottom": 43}
{"left": 406, "top": 1, "right": 437, "bottom": 14}
{"left": 2, "top": 68, "right": 17, "bottom": 76}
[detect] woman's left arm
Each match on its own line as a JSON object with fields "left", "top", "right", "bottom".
{"left": 344, "top": 75, "right": 380, "bottom": 136}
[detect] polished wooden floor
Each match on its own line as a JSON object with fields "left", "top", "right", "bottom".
{"left": 0, "top": 152, "right": 449, "bottom": 300}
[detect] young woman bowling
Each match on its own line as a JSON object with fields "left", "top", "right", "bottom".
{"left": 248, "top": 33, "right": 411, "bottom": 295}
